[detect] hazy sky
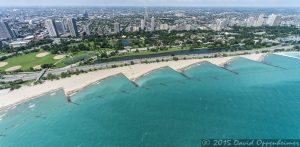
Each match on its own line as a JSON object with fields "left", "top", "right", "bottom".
{"left": 1, "top": 0, "right": 300, "bottom": 7}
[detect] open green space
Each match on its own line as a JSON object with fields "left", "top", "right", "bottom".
{"left": 0, "top": 51, "right": 60, "bottom": 72}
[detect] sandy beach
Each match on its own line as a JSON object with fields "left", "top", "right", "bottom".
{"left": 0, "top": 53, "right": 264, "bottom": 110}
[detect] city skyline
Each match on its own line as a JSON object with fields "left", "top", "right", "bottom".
{"left": 2, "top": 0, "right": 300, "bottom": 7}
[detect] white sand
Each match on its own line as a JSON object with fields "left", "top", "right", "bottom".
{"left": 53, "top": 55, "right": 66, "bottom": 60}
{"left": 5, "top": 66, "right": 22, "bottom": 72}
{"left": 0, "top": 53, "right": 264, "bottom": 110}
{"left": 33, "top": 65, "right": 42, "bottom": 70}
{"left": 36, "top": 52, "right": 50, "bottom": 58}
{"left": 0, "top": 62, "right": 8, "bottom": 68}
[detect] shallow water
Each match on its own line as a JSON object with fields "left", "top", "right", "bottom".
{"left": 1, "top": 53, "right": 300, "bottom": 147}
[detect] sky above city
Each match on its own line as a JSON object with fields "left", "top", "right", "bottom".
{"left": 1, "top": 0, "right": 300, "bottom": 7}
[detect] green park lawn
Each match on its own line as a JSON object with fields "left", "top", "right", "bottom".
{"left": 0, "top": 52, "right": 62, "bottom": 72}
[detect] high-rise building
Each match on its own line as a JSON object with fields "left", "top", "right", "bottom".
{"left": 255, "top": 14, "right": 265, "bottom": 27}
{"left": 126, "top": 26, "right": 133, "bottom": 32}
{"left": 83, "top": 23, "right": 91, "bottom": 35}
{"left": 67, "top": 18, "right": 79, "bottom": 37}
{"left": 246, "top": 17, "right": 256, "bottom": 27}
{"left": 214, "top": 19, "right": 228, "bottom": 31}
{"left": 45, "top": 19, "right": 59, "bottom": 37}
{"left": 11, "top": 29, "right": 19, "bottom": 38}
{"left": 55, "top": 21, "right": 66, "bottom": 35}
{"left": 168, "top": 25, "right": 177, "bottom": 31}
{"left": 83, "top": 10, "right": 89, "bottom": 20}
{"left": 114, "top": 22, "right": 120, "bottom": 34}
{"left": 267, "top": 14, "right": 281, "bottom": 26}
{"left": 150, "top": 17, "right": 155, "bottom": 31}
{"left": 159, "top": 24, "right": 169, "bottom": 30}
{"left": 0, "top": 21, "right": 15, "bottom": 40}
{"left": 140, "top": 19, "right": 145, "bottom": 30}
{"left": 185, "top": 24, "right": 192, "bottom": 31}
{"left": 133, "top": 26, "right": 140, "bottom": 32}
{"left": 62, "top": 18, "right": 69, "bottom": 32}
{"left": 144, "top": 7, "right": 149, "bottom": 21}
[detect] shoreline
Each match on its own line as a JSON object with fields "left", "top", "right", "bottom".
{"left": 274, "top": 52, "right": 300, "bottom": 60}
{"left": 0, "top": 88, "right": 64, "bottom": 111}
{"left": 131, "top": 66, "right": 171, "bottom": 82}
{"left": 0, "top": 53, "right": 265, "bottom": 110}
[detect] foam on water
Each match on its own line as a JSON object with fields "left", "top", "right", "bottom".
{"left": 281, "top": 52, "right": 300, "bottom": 59}
{"left": 263, "top": 53, "right": 300, "bottom": 69}
{"left": 224, "top": 57, "right": 281, "bottom": 74}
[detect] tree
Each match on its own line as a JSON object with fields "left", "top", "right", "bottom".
{"left": 115, "top": 40, "right": 124, "bottom": 50}
{"left": 100, "top": 52, "right": 109, "bottom": 58}
{"left": 41, "top": 64, "right": 54, "bottom": 69}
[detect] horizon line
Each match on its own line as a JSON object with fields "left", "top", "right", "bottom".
{"left": 1, "top": 5, "right": 300, "bottom": 8}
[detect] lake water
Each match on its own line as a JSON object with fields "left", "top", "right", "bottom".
{"left": 1, "top": 53, "right": 300, "bottom": 147}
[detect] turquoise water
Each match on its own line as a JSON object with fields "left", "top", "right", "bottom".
{"left": 282, "top": 52, "right": 300, "bottom": 59}
{"left": 1, "top": 53, "right": 300, "bottom": 146}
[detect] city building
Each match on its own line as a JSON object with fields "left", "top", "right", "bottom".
{"left": 83, "top": 23, "right": 91, "bottom": 35}
{"left": 255, "top": 14, "right": 266, "bottom": 27}
{"left": 114, "top": 22, "right": 120, "bottom": 33}
{"left": 185, "top": 24, "right": 192, "bottom": 31}
{"left": 67, "top": 18, "right": 79, "bottom": 37}
{"left": 214, "top": 19, "right": 228, "bottom": 31}
{"left": 168, "top": 25, "right": 177, "bottom": 31}
{"left": 55, "top": 21, "right": 67, "bottom": 35}
{"left": 83, "top": 10, "right": 89, "bottom": 20}
{"left": 9, "top": 40, "right": 30, "bottom": 48}
{"left": 159, "top": 24, "right": 169, "bottom": 30}
{"left": 267, "top": 14, "right": 281, "bottom": 26}
{"left": 62, "top": 18, "right": 69, "bottom": 32}
{"left": 150, "top": 17, "right": 155, "bottom": 31}
{"left": 0, "top": 21, "right": 15, "bottom": 40}
{"left": 246, "top": 17, "right": 256, "bottom": 27}
{"left": 45, "top": 19, "right": 59, "bottom": 37}
{"left": 133, "top": 26, "right": 140, "bottom": 32}
{"left": 11, "top": 29, "right": 19, "bottom": 38}
{"left": 140, "top": 19, "right": 145, "bottom": 30}
{"left": 144, "top": 7, "right": 149, "bottom": 21}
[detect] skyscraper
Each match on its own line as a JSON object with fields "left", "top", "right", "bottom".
{"left": 140, "top": 19, "right": 145, "bottom": 30}
{"left": 83, "top": 10, "right": 89, "bottom": 20}
{"left": 214, "top": 19, "right": 228, "bottom": 31}
{"left": 83, "top": 23, "right": 91, "bottom": 36}
{"left": 159, "top": 24, "right": 169, "bottom": 30}
{"left": 150, "top": 17, "right": 155, "bottom": 31}
{"left": 0, "top": 21, "right": 15, "bottom": 40}
{"left": 114, "top": 22, "right": 120, "bottom": 34}
{"left": 62, "top": 18, "right": 70, "bottom": 32}
{"left": 55, "top": 21, "right": 66, "bottom": 35}
{"left": 45, "top": 19, "right": 59, "bottom": 37}
{"left": 246, "top": 17, "right": 255, "bottom": 27}
{"left": 267, "top": 14, "right": 281, "bottom": 26}
{"left": 144, "top": 7, "right": 149, "bottom": 21}
{"left": 67, "top": 18, "right": 79, "bottom": 37}
{"left": 255, "top": 14, "right": 265, "bottom": 27}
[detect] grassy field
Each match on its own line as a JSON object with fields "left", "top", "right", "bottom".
{"left": 0, "top": 52, "right": 61, "bottom": 72}
{"left": 0, "top": 50, "right": 100, "bottom": 72}
{"left": 54, "top": 51, "right": 95, "bottom": 67}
